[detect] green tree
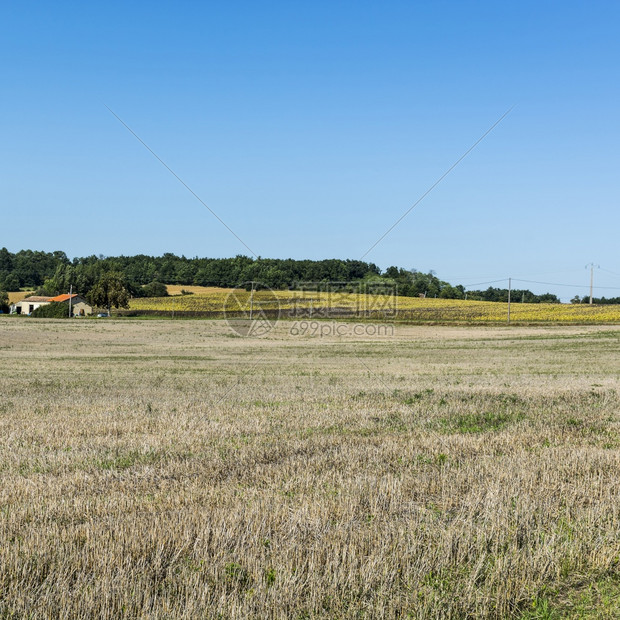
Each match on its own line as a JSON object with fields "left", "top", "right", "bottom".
{"left": 3, "top": 273, "right": 20, "bottom": 292}
{"left": 142, "top": 281, "right": 169, "bottom": 297}
{"left": 0, "top": 290, "right": 9, "bottom": 313}
{"left": 87, "top": 272, "right": 129, "bottom": 315}
{"left": 439, "top": 285, "right": 464, "bottom": 299}
{"left": 0, "top": 248, "right": 13, "bottom": 273}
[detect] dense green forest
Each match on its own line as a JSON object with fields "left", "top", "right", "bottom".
{"left": 0, "top": 248, "right": 569, "bottom": 303}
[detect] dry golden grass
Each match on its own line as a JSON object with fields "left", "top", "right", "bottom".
{"left": 7, "top": 291, "right": 33, "bottom": 304}
{"left": 0, "top": 318, "right": 619, "bottom": 618}
{"left": 165, "top": 285, "right": 231, "bottom": 296}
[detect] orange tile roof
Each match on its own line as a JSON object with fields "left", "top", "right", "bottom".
{"left": 49, "top": 294, "right": 78, "bottom": 302}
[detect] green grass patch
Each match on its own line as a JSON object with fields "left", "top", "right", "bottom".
{"left": 93, "top": 448, "right": 164, "bottom": 471}
{"left": 438, "top": 410, "right": 523, "bottom": 434}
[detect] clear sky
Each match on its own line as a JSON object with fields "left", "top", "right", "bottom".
{"left": 2, "top": 1, "right": 619, "bottom": 300}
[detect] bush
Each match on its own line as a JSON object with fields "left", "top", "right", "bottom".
{"left": 142, "top": 282, "right": 169, "bottom": 298}
{"left": 31, "top": 302, "right": 70, "bottom": 318}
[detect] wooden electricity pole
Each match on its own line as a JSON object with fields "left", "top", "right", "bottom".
{"left": 507, "top": 278, "right": 511, "bottom": 324}
{"left": 586, "top": 263, "right": 599, "bottom": 305}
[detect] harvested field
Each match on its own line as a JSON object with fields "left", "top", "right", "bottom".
{"left": 0, "top": 318, "right": 619, "bottom": 618}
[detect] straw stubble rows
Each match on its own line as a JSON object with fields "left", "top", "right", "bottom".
{"left": 0, "top": 319, "right": 619, "bottom": 618}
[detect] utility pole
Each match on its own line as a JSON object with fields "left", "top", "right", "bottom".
{"left": 586, "top": 263, "right": 599, "bottom": 305}
{"left": 507, "top": 278, "right": 512, "bottom": 324}
{"left": 249, "top": 281, "right": 255, "bottom": 321}
{"left": 68, "top": 284, "right": 73, "bottom": 317}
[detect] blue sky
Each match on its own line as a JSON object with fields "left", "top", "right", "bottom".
{"left": 2, "top": 1, "right": 619, "bottom": 300}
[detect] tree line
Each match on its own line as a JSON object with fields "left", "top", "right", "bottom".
{"left": 0, "top": 248, "right": 566, "bottom": 304}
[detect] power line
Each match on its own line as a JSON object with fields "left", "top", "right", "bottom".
{"left": 512, "top": 278, "right": 585, "bottom": 288}
{"left": 455, "top": 276, "right": 620, "bottom": 292}
{"left": 439, "top": 268, "right": 586, "bottom": 285}
{"left": 461, "top": 278, "right": 508, "bottom": 288}
{"left": 513, "top": 278, "right": 620, "bottom": 291}
{"left": 599, "top": 267, "right": 620, "bottom": 279}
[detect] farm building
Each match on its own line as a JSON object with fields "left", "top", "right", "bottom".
{"left": 11, "top": 296, "right": 53, "bottom": 315}
{"left": 10, "top": 294, "right": 93, "bottom": 316}
{"left": 50, "top": 294, "right": 94, "bottom": 316}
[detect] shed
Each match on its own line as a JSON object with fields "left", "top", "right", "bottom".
{"left": 49, "top": 294, "right": 93, "bottom": 316}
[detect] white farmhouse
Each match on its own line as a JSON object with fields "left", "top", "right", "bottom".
{"left": 11, "top": 296, "right": 53, "bottom": 315}
{"left": 11, "top": 294, "right": 93, "bottom": 316}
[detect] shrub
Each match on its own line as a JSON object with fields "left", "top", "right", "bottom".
{"left": 142, "top": 282, "right": 169, "bottom": 298}
{"left": 31, "top": 302, "right": 70, "bottom": 318}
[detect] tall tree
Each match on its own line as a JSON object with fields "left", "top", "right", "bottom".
{"left": 0, "top": 290, "right": 9, "bottom": 313}
{"left": 87, "top": 272, "right": 129, "bottom": 316}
